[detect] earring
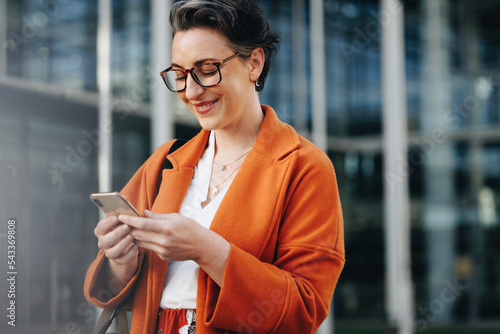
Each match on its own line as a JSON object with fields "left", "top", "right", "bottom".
{"left": 255, "top": 81, "right": 261, "bottom": 88}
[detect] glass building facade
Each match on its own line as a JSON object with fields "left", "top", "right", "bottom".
{"left": 1, "top": 0, "right": 499, "bottom": 333}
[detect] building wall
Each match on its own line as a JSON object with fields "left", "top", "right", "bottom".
{"left": 1, "top": 0, "right": 499, "bottom": 333}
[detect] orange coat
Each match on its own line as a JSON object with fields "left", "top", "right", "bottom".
{"left": 84, "top": 105, "right": 345, "bottom": 334}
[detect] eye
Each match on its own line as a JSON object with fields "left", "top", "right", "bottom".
{"left": 197, "top": 64, "right": 218, "bottom": 77}
{"left": 173, "top": 70, "right": 187, "bottom": 80}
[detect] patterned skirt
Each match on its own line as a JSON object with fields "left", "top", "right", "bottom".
{"left": 156, "top": 309, "right": 196, "bottom": 334}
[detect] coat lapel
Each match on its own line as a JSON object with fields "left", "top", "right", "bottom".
{"left": 146, "top": 130, "right": 209, "bottom": 330}
{"left": 209, "top": 106, "right": 301, "bottom": 259}
{"left": 151, "top": 130, "right": 210, "bottom": 214}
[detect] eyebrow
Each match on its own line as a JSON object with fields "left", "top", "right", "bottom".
{"left": 171, "top": 58, "right": 219, "bottom": 69}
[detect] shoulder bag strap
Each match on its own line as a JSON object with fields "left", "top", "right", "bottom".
{"left": 163, "top": 139, "right": 188, "bottom": 170}
{"left": 156, "top": 138, "right": 188, "bottom": 195}
{"left": 93, "top": 306, "right": 128, "bottom": 334}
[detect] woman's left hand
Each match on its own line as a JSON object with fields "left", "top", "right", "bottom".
{"left": 119, "top": 210, "right": 230, "bottom": 286}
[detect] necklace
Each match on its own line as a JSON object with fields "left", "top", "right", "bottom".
{"left": 210, "top": 150, "right": 251, "bottom": 197}
{"left": 213, "top": 149, "right": 252, "bottom": 172}
{"left": 210, "top": 165, "right": 240, "bottom": 197}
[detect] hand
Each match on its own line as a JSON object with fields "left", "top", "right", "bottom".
{"left": 120, "top": 210, "right": 230, "bottom": 286}
{"left": 94, "top": 215, "right": 139, "bottom": 286}
{"left": 119, "top": 210, "right": 206, "bottom": 262}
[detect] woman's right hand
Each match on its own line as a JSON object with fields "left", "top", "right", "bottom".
{"left": 94, "top": 215, "right": 139, "bottom": 287}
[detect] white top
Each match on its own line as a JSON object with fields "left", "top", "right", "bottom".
{"left": 159, "top": 132, "right": 233, "bottom": 310}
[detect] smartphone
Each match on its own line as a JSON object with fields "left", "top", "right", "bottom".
{"left": 90, "top": 192, "right": 141, "bottom": 217}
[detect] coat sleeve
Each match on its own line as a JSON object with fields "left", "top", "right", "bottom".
{"left": 83, "top": 140, "right": 176, "bottom": 310}
{"left": 203, "top": 148, "right": 345, "bottom": 333}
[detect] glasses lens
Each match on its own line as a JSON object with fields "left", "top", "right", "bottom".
{"left": 161, "top": 63, "right": 222, "bottom": 91}
{"left": 163, "top": 69, "right": 186, "bottom": 92}
{"left": 192, "top": 64, "right": 221, "bottom": 87}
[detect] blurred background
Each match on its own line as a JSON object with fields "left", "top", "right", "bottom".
{"left": 1, "top": 0, "right": 500, "bottom": 333}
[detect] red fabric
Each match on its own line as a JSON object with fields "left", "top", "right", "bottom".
{"left": 156, "top": 309, "right": 196, "bottom": 334}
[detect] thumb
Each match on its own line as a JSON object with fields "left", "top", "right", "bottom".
{"left": 143, "top": 209, "right": 172, "bottom": 219}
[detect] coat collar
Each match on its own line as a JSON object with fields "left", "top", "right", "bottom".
{"left": 167, "top": 105, "right": 301, "bottom": 170}
{"left": 152, "top": 105, "right": 302, "bottom": 217}
{"left": 253, "top": 105, "right": 301, "bottom": 161}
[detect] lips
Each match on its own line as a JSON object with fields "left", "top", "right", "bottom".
{"left": 193, "top": 99, "right": 219, "bottom": 115}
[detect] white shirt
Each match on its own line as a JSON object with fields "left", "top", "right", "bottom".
{"left": 159, "top": 132, "right": 233, "bottom": 309}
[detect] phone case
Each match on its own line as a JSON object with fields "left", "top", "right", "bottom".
{"left": 90, "top": 192, "right": 141, "bottom": 217}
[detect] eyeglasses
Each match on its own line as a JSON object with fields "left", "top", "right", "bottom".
{"left": 160, "top": 53, "right": 240, "bottom": 92}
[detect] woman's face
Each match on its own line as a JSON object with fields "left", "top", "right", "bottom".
{"left": 171, "top": 28, "right": 260, "bottom": 132}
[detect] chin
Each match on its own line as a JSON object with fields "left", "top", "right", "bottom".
{"left": 196, "top": 118, "right": 218, "bottom": 132}
{"left": 194, "top": 112, "right": 225, "bottom": 132}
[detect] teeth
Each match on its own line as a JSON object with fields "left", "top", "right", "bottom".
{"left": 197, "top": 100, "right": 217, "bottom": 111}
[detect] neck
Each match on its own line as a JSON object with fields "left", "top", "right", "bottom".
{"left": 213, "top": 103, "right": 264, "bottom": 162}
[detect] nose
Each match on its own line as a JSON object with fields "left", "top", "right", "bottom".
{"left": 184, "top": 72, "right": 204, "bottom": 100}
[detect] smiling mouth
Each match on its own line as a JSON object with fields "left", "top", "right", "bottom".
{"left": 195, "top": 99, "right": 219, "bottom": 113}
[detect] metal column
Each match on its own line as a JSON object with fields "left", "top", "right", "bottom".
{"left": 292, "top": 0, "right": 308, "bottom": 136}
{"left": 311, "top": 2, "right": 332, "bottom": 334}
{"left": 97, "top": 0, "right": 113, "bottom": 193}
{"left": 421, "top": 0, "right": 456, "bottom": 323}
{"left": 151, "top": 0, "right": 174, "bottom": 151}
{"left": 0, "top": 0, "right": 7, "bottom": 77}
{"left": 310, "top": 0, "right": 328, "bottom": 152}
{"left": 381, "top": 0, "right": 414, "bottom": 333}
{"left": 91, "top": 0, "right": 114, "bottom": 330}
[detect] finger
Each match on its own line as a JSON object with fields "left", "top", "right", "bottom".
{"left": 128, "top": 226, "right": 168, "bottom": 245}
{"left": 94, "top": 216, "right": 120, "bottom": 237}
{"left": 104, "top": 234, "right": 135, "bottom": 260}
{"left": 98, "top": 224, "right": 132, "bottom": 251}
{"left": 116, "top": 244, "right": 139, "bottom": 264}
{"left": 133, "top": 239, "right": 169, "bottom": 260}
{"left": 119, "top": 237, "right": 135, "bottom": 255}
{"left": 119, "top": 215, "right": 168, "bottom": 233}
{"left": 109, "top": 243, "right": 139, "bottom": 266}
{"left": 143, "top": 210, "right": 177, "bottom": 220}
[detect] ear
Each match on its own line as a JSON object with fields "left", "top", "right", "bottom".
{"left": 248, "top": 47, "right": 265, "bottom": 83}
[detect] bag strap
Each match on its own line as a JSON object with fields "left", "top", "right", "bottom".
{"left": 93, "top": 309, "right": 112, "bottom": 334}
{"left": 163, "top": 139, "right": 188, "bottom": 170}
{"left": 117, "top": 309, "right": 128, "bottom": 334}
{"left": 156, "top": 139, "right": 188, "bottom": 196}
{"left": 93, "top": 306, "right": 128, "bottom": 334}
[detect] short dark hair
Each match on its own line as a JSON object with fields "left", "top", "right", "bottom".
{"left": 170, "top": 0, "right": 280, "bottom": 92}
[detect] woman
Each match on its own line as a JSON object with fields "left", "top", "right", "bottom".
{"left": 84, "top": 1, "right": 345, "bottom": 333}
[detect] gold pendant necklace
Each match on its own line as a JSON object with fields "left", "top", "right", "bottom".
{"left": 210, "top": 150, "right": 251, "bottom": 197}
{"left": 213, "top": 149, "right": 252, "bottom": 172}
{"left": 211, "top": 167, "right": 240, "bottom": 197}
